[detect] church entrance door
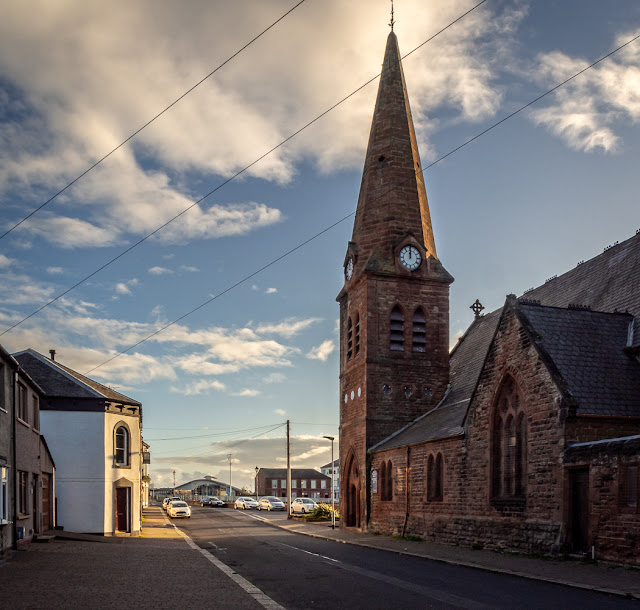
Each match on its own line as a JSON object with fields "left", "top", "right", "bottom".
{"left": 345, "top": 454, "right": 361, "bottom": 528}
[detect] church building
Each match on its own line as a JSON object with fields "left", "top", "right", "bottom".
{"left": 337, "top": 29, "right": 640, "bottom": 566}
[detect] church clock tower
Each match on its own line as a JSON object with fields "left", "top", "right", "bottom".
{"left": 337, "top": 30, "right": 453, "bottom": 529}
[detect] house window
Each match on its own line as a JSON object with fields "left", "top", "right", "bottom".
{"left": 427, "top": 453, "right": 444, "bottom": 501}
{"left": 412, "top": 308, "right": 427, "bottom": 352}
{"left": 491, "top": 376, "right": 527, "bottom": 499}
{"left": 620, "top": 465, "right": 639, "bottom": 510}
{"left": 301, "top": 480, "right": 307, "bottom": 489}
{"left": 18, "top": 471, "right": 28, "bottom": 515}
{"left": 347, "top": 317, "right": 353, "bottom": 360}
{"left": 310, "top": 480, "right": 317, "bottom": 489}
{"left": 114, "top": 425, "right": 129, "bottom": 467}
{"left": 355, "top": 313, "right": 360, "bottom": 356}
{"left": 390, "top": 307, "right": 404, "bottom": 351}
{"left": 18, "top": 383, "right": 28, "bottom": 423}
{"left": 272, "top": 479, "right": 278, "bottom": 489}
{"left": 32, "top": 394, "right": 39, "bottom": 431}
{"left": 281, "top": 479, "right": 287, "bottom": 488}
{"left": 321, "top": 480, "right": 327, "bottom": 489}
{"left": 0, "top": 467, "right": 7, "bottom": 523}
{"left": 292, "top": 480, "right": 297, "bottom": 488}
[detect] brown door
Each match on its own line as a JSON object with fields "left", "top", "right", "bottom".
{"left": 42, "top": 475, "right": 50, "bottom": 531}
{"left": 570, "top": 469, "right": 590, "bottom": 553}
{"left": 115, "top": 487, "right": 130, "bottom": 533}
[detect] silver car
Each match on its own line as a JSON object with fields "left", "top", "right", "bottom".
{"left": 234, "top": 497, "right": 259, "bottom": 510}
{"left": 291, "top": 498, "right": 318, "bottom": 514}
{"left": 258, "top": 496, "right": 286, "bottom": 511}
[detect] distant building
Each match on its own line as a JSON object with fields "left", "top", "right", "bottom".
{"left": 256, "top": 468, "right": 331, "bottom": 500}
{"left": 320, "top": 459, "right": 339, "bottom": 501}
{"left": 153, "top": 475, "right": 241, "bottom": 500}
{"left": 14, "top": 349, "right": 145, "bottom": 536}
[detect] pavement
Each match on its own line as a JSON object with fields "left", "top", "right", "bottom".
{"left": 261, "top": 513, "right": 640, "bottom": 601}
{"left": 1, "top": 505, "right": 639, "bottom": 607}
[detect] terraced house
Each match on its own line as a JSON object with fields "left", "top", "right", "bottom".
{"left": 337, "top": 30, "right": 640, "bottom": 565}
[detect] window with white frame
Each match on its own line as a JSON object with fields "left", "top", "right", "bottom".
{"left": 271, "top": 479, "right": 278, "bottom": 488}
{"left": 280, "top": 479, "right": 286, "bottom": 488}
{"left": 321, "top": 480, "right": 327, "bottom": 489}
{"left": 17, "top": 383, "right": 28, "bottom": 423}
{"left": 114, "top": 425, "right": 129, "bottom": 466}
{"left": 310, "top": 480, "right": 317, "bottom": 489}
{"left": 312, "top": 492, "right": 320, "bottom": 498}
{"left": 0, "top": 467, "right": 7, "bottom": 523}
{"left": 301, "top": 480, "right": 307, "bottom": 488}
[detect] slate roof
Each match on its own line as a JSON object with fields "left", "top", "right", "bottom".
{"left": 373, "top": 232, "right": 640, "bottom": 453}
{"left": 259, "top": 468, "right": 330, "bottom": 480}
{"left": 13, "top": 349, "right": 141, "bottom": 406}
{"left": 519, "top": 304, "right": 640, "bottom": 417}
{"left": 565, "top": 434, "right": 640, "bottom": 462}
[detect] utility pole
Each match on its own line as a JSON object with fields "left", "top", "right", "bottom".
{"left": 323, "top": 436, "right": 336, "bottom": 529}
{"left": 287, "top": 420, "right": 292, "bottom": 519}
{"left": 227, "top": 454, "right": 233, "bottom": 498}
{"left": 172, "top": 470, "right": 176, "bottom": 493}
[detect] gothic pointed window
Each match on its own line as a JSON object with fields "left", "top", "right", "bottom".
{"left": 115, "top": 425, "right": 130, "bottom": 467}
{"left": 355, "top": 314, "right": 360, "bottom": 356}
{"left": 427, "top": 453, "right": 444, "bottom": 502}
{"left": 412, "top": 308, "right": 427, "bottom": 352}
{"left": 386, "top": 461, "right": 393, "bottom": 501}
{"left": 491, "top": 376, "right": 527, "bottom": 501}
{"left": 390, "top": 307, "right": 404, "bottom": 351}
{"left": 347, "top": 317, "right": 353, "bottom": 360}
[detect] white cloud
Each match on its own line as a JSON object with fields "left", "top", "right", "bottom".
{"left": 529, "top": 31, "right": 640, "bottom": 153}
{"left": 0, "top": 255, "right": 14, "bottom": 269}
{"left": 46, "top": 266, "right": 64, "bottom": 274}
{"left": 265, "top": 287, "right": 277, "bottom": 294}
{"left": 254, "top": 317, "right": 321, "bottom": 338}
{"left": 231, "top": 389, "right": 260, "bottom": 397}
{"left": 115, "top": 283, "right": 132, "bottom": 295}
{"left": 148, "top": 266, "right": 173, "bottom": 275}
{"left": 274, "top": 408, "right": 286, "bottom": 416}
{"left": 306, "top": 339, "right": 336, "bottom": 362}
{"left": 263, "top": 372, "right": 286, "bottom": 384}
{"left": 0, "top": 271, "right": 55, "bottom": 306}
{"left": 251, "top": 285, "right": 259, "bottom": 291}
{"left": 172, "top": 379, "right": 227, "bottom": 396}
{"left": 179, "top": 265, "right": 199, "bottom": 273}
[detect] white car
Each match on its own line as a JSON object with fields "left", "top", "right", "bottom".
{"left": 257, "top": 496, "right": 286, "bottom": 511}
{"left": 168, "top": 501, "right": 191, "bottom": 518}
{"left": 291, "top": 498, "right": 318, "bottom": 514}
{"left": 235, "top": 497, "right": 259, "bottom": 510}
{"left": 162, "top": 496, "right": 180, "bottom": 511}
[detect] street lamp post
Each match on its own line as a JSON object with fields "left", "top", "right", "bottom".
{"left": 323, "top": 436, "right": 335, "bottom": 529}
{"left": 255, "top": 466, "right": 259, "bottom": 501}
{"left": 227, "top": 454, "right": 233, "bottom": 499}
{"left": 172, "top": 469, "right": 176, "bottom": 493}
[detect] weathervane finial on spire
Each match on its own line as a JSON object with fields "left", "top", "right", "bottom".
{"left": 389, "top": 0, "right": 395, "bottom": 31}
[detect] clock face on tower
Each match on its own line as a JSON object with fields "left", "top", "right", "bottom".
{"left": 345, "top": 257, "right": 354, "bottom": 281}
{"left": 399, "top": 245, "right": 422, "bottom": 271}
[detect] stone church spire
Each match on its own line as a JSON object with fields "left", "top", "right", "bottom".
{"left": 351, "top": 31, "right": 437, "bottom": 272}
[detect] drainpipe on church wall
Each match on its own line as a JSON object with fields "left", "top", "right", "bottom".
{"left": 401, "top": 446, "right": 411, "bottom": 538}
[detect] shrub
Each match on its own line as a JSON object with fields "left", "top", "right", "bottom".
{"left": 309, "top": 503, "right": 340, "bottom": 520}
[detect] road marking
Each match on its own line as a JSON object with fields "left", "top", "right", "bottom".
{"left": 244, "top": 513, "right": 268, "bottom": 523}
{"left": 171, "top": 524, "right": 284, "bottom": 610}
{"left": 275, "top": 542, "right": 341, "bottom": 563}
{"left": 208, "top": 541, "right": 226, "bottom": 552}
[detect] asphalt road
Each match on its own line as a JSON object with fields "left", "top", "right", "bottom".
{"left": 175, "top": 506, "right": 636, "bottom": 609}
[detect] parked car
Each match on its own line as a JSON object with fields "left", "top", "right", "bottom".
{"left": 162, "top": 496, "right": 180, "bottom": 511}
{"left": 291, "top": 498, "right": 318, "bottom": 514}
{"left": 258, "top": 496, "right": 286, "bottom": 511}
{"left": 234, "top": 497, "right": 259, "bottom": 510}
{"left": 168, "top": 501, "right": 191, "bottom": 518}
{"left": 201, "top": 496, "right": 225, "bottom": 507}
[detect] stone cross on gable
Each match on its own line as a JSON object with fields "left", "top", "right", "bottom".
{"left": 470, "top": 299, "right": 485, "bottom": 319}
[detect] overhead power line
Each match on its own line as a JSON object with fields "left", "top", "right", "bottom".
{"left": 0, "top": 0, "right": 307, "bottom": 242}
{"left": 0, "top": 0, "right": 488, "bottom": 338}
{"left": 145, "top": 422, "right": 283, "bottom": 442}
{"left": 79, "top": 29, "right": 640, "bottom": 376}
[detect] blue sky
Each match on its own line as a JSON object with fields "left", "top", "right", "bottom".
{"left": 1, "top": 0, "right": 639, "bottom": 490}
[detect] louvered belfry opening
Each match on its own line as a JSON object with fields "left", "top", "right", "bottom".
{"left": 347, "top": 317, "right": 353, "bottom": 360}
{"left": 412, "top": 308, "right": 427, "bottom": 352}
{"left": 355, "top": 313, "right": 360, "bottom": 356}
{"left": 390, "top": 306, "right": 404, "bottom": 351}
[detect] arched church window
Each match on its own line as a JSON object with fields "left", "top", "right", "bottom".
{"left": 435, "top": 453, "right": 444, "bottom": 501}
{"left": 427, "top": 453, "right": 444, "bottom": 501}
{"left": 355, "top": 313, "right": 360, "bottom": 356}
{"left": 347, "top": 317, "right": 353, "bottom": 360}
{"left": 380, "top": 462, "right": 387, "bottom": 501}
{"left": 390, "top": 307, "right": 404, "bottom": 351}
{"left": 412, "top": 308, "right": 427, "bottom": 352}
{"left": 386, "top": 461, "right": 393, "bottom": 501}
{"left": 491, "top": 375, "right": 527, "bottom": 500}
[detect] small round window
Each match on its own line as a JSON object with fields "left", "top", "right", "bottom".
{"left": 424, "top": 387, "right": 433, "bottom": 401}
{"left": 382, "top": 384, "right": 391, "bottom": 396}
{"left": 404, "top": 385, "right": 412, "bottom": 398}
{"left": 344, "top": 394, "right": 348, "bottom": 404}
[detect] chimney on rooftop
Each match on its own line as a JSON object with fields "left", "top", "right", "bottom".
{"left": 49, "top": 349, "right": 56, "bottom": 361}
